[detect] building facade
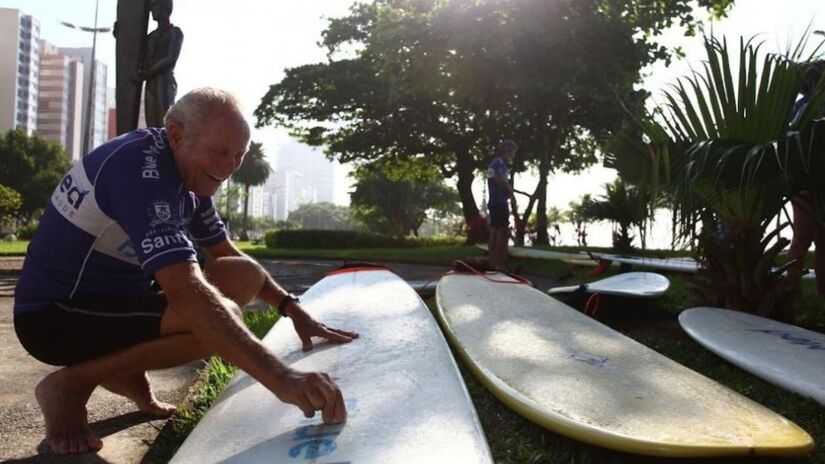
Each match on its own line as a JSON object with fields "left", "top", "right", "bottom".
{"left": 57, "top": 47, "right": 108, "bottom": 152}
{"left": 37, "top": 40, "right": 83, "bottom": 160}
{"left": 0, "top": 8, "right": 40, "bottom": 134}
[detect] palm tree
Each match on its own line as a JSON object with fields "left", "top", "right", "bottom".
{"left": 580, "top": 179, "right": 651, "bottom": 253}
{"left": 625, "top": 33, "right": 825, "bottom": 318}
{"left": 231, "top": 141, "right": 272, "bottom": 241}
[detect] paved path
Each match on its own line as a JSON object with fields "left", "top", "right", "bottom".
{"left": 0, "top": 257, "right": 556, "bottom": 463}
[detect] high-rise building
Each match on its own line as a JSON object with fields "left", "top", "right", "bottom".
{"left": 57, "top": 47, "right": 108, "bottom": 152}
{"left": 0, "top": 8, "right": 40, "bottom": 134}
{"left": 276, "top": 141, "right": 335, "bottom": 203}
{"left": 37, "top": 40, "right": 83, "bottom": 160}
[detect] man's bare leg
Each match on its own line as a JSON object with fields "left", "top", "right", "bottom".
{"left": 36, "top": 333, "right": 206, "bottom": 454}
{"left": 37, "top": 256, "right": 266, "bottom": 454}
{"left": 101, "top": 372, "right": 177, "bottom": 417}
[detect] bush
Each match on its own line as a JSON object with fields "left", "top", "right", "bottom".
{"left": 265, "top": 229, "right": 409, "bottom": 249}
{"left": 405, "top": 235, "right": 465, "bottom": 247}
{"left": 16, "top": 222, "right": 37, "bottom": 240}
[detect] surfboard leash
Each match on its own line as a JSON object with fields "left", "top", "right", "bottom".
{"left": 583, "top": 292, "right": 602, "bottom": 317}
{"left": 450, "top": 260, "right": 533, "bottom": 285}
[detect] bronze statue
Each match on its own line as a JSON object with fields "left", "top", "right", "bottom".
{"left": 114, "top": 0, "right": 150, "bottom": 135}
{"left": 140, "top": 0, "right": 183, "bottom": 128}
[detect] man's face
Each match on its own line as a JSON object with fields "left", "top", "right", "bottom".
{"left": 168, "top": 114, "right": 249, "bottom": 197}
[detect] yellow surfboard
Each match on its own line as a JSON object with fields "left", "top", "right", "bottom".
{"left": 435, "top": 272, "right": 813, "bottom": 458}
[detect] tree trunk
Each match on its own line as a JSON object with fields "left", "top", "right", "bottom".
{"left": 534, "top": 126, "right": 552, "bottom": 245}
{"left": 456, "top": 150, "right": 484, "bottom": 243}
{"left": 240, "top": 184, "right": 250, "bottom": 241}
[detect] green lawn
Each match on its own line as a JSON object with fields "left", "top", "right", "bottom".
{"left": 0, "top": 240, "right": 28, "bottom": 255}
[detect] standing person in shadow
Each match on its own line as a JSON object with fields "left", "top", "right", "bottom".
{"left": 487, "top": 140, "right": 519, "bottom": 270}
{"left": 787, "top": 60, "right": 825, "bottom": 296}
{"left": 140, "top": 0, "right": 183, "bottom": 127}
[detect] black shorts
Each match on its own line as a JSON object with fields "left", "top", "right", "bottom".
{"left": 14, "top": 292, "right": 167, "bottom": 366}
{"left": 488, "top": 202, "right": 510, "bottom": 228}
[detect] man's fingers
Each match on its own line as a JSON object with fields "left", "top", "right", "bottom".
{"left": 318, "top": 326, "right": 357, "bottom": 343}
{"left": 329, "top": 327, "right": 359, "bottom": 339}
{"left": 332, "top": 387, "right": 347, "bottom": 423}
{"left": 299, "top": 332, "right": 314, "bottom": 352}
{"left": 298, "top": 395, "right": 316, "bottom": 418}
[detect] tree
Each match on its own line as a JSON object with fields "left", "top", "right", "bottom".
{"left": 580, "top": 179, "right": 652, "bottom": 252}
{"left": 256, "top": 0, "right": 733, "bottom": 245}
{"left": 0, "top": 184, "right": 23, "bottom": 230}
{"left": 624, "top": 33, "right": 825, "bottom": 318}
{"left": 287, "top": 202, "right": 358, "bottom": 230}
{"left": 350, "top": 162, "right": 459, "bottom": 237}
{"left": 568, "top": 195, "right": 593, "bottom": 247}
{"left": 0, "top": 129, "right": 71, "bottom": 223}
{"left": 231, "top": 141, "right": 272, "bottom": 241}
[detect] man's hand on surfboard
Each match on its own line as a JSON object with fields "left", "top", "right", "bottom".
{"left": 286, "top": 303, "right": 360, "bottom": 351}
{"left": 277, "top": 370, "right": 348, "bottom": 424}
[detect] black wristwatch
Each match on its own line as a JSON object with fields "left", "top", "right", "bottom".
{"left": 277, "top": 293, "right": 299, "bottom": 318}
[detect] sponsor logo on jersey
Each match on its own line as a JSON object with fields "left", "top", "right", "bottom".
{"left": 141, "top": 131, "right": 167, "bottom": 180}
{"left": 52, "top": 173, "right": 90, "bottom": 217}
{"left": 117, "top": 239, "right": 137, "bottom": 259}
{"left": 141, "top": 230, "right": 192, "bottom": 255}
{"left": 150, "top": 200, "right": 174, "bottom": 226}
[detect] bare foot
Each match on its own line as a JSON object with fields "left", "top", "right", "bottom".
{"left": 35, "top": 370, "right": 102, "bottom": 454}
{"left": 101, "top": 372, "right": 176, "bottom": 417}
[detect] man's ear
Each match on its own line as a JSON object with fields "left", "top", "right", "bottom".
{"left": 166, "top": 122, "right": 185, "bottom": 151}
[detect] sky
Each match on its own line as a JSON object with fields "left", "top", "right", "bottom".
{"left": 2, "top": 0, "right": 823, "bottom": 245}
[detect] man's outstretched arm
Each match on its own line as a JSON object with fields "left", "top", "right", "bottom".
{"left": 202, "top": 239, "right": 359, "bottom": 351}
{"left": 154, "top": 261, "right": 346, "bottom": 423}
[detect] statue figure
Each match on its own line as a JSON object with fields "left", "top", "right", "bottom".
{"left": 140, "top": 0, "right": 183, "bottom": 128}
{"left": 114, "top": 0, "right": 149, "bottom": 135}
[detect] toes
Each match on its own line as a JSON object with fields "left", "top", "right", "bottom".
{"left": 49, "top": 437, "right": 68, "bottom": 455}
{"left": 87, "top": 433, "right": 103, "bottom": 451}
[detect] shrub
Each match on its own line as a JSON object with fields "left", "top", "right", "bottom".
{"left": 16, "top": 222, "right": 37, "bottom": 240}
{"left": 264, "top": 229, "right": 409, "bottom": 249}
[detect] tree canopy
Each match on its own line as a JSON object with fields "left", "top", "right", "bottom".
{"left": 0, "top": 129, "right": 72, "bottom": 223}
{"left": 350, "top": 161, "right": 459, "bottom": 237}
{"left": 287, "top": 202, "right": 358, "bottom": 230}
{"left": 256, "top": 0, "right": 734, "bottom": 242}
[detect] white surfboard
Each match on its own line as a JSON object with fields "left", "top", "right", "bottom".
{"left": 475, "top": 244, "right": 595, "bottom": 265}
{"left": 679, "top": 307, "right": 825, "bottom": 406}
{"left": 436, "top": 273, "right": 813, "bottom": 458}
{"left": 173, "top": 267, "right": 492, "bottom": 464}
{"left": 589, "top": 252, "right": 701, "bottom": 273}
{"left": 547, "top": 272, "right": 670, "bottom": 298}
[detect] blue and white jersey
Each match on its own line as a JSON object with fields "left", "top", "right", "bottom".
{"left": 14, "top": 128, "right": 227, "bottom": 314}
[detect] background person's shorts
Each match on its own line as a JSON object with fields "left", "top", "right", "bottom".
{"left": 14, "top": 292, "right": 167, "bottom": 366}
{"left": 488, "top": 202, "right": 510, "bottom": 228}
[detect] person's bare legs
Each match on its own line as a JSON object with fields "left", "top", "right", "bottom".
{"left": 788, "top": 199, "right": 815, "bottom": 294}
{"left": 37, "top": 256, "right": 266, "bottom": 454}
{"left": 496, "top": 227, "right": 510, "bottom": 270}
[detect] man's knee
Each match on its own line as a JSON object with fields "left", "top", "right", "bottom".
{"left": 203, "top": 256, "right": 266, "bottom": 308}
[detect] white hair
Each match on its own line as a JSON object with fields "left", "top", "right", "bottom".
{"left": 164, "top": 87, "right": 250, "bottom": 139}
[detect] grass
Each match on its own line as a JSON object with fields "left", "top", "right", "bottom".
{"left": 239, "top": 242, "right": 486, "bottom": 265}
{"left": 0, "top": 240, "right": 28, "bottom": 255}
{"left": 143, "top": 309, "right": 280, "bottom": 463}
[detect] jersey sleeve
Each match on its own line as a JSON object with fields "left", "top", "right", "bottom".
{"left": 95, "top": 146, "right": 197, "bottom": 274}
{"left": 188, "top": 196, "right": 228, "bottom": 247}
